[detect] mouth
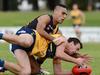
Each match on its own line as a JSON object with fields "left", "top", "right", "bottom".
{"left": 59, "top": 19, "right": 64, "bottom": 23}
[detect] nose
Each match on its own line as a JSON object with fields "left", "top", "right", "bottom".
{"left": 71, "top": 50, "right": 77, "bottom": 53}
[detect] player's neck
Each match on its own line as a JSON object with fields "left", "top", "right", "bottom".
{"left": 52, "top": 15, "right": 58, "bottom": 26}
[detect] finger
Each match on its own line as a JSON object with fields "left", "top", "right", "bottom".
{"left": 81, "top": 54, "right": 93, "bottom": 60}
{"left": 81, "top": 54, "right": 90, "bottom": 58}
{"left": 85, "top": 57, "right": 93, "bottom": 61}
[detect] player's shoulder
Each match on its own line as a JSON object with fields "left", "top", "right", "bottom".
{"left": 38, "top": 14, "right": 51, "bottom": 21}
{"left": 78, "top": 10, "right": 83, "bottom": 13}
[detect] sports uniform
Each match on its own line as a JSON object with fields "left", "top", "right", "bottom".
{"left": 70, "top": 10, "right": 82, "bottom": 27}
{"left": 11, "top": 15, "right": 59, "bottom": 58}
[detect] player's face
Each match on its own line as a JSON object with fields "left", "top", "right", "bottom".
{"left": 56, "top": 7, "right": 68, "bottom": 24}
{"left": 65, "top": 42, "right": 80, "bottom": 55}
{"left": 73, "top": 4, "right": 78, "bottom": 10}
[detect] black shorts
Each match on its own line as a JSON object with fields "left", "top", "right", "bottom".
{"left": 45, "top": 42, "right": 56, "bottom": 58}
{"left": 10, "top": 27, "right": 36, "bottom": 54}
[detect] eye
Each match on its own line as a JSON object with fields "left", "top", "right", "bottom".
{"left": 62, "top": 12, "right": 67, "bottom": 16}
{"left": 77, "top": 48, "right": 80, "bottom": 51}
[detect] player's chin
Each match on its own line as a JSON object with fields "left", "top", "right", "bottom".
{"left": 58, "top": 20, "right": 63, "bottom": 24}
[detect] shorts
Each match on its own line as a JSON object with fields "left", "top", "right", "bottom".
{"left": 10, "top": 27, "right": 36, "bottom": 54}
{"left": 45, "top": 42, "right": 56, "bottom": 58}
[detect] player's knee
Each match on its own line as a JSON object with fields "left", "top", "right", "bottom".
{"left": 19, "top": 34, "right": 33, "bottom": 47}
{"left": 19, "top": 39, "right": 32, "bottom": 48}
{"left": 23, "top": 40, "right": 32, "bottom": 47}
{"left": 24, "top": 70, "right": 31, "bottom": 75}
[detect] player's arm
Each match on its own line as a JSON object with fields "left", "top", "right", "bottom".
{"left": 68, "top": 11, "right": 73, "bottom": 19}
{"left": 53, "top": 57, "right": 73, "bottom": 75}
{"left": 36, "top": 15, "right": 64, "bottom": 45}
{"left": 55, "top": 43, "right": 77, "bottom": 63}
{"left": 55, "top": 42, "right": 89, "bottom": 66}
{"left": 53, "top": 57, "right": 63, "bottom": 75}
{"left": 80, "top": 11, "right": 85, "bottom": 25}
{"left": 36, "top": 15, "right": 54, "bottom": 41}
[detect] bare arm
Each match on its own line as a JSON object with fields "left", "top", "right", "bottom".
{"left": 36, "top": 15, "right": 55, "bottom": 41}
{"left": 53, "top": 57, "right": 62, "bottom": 75}
{"left": 55, "top": 43, "right": 78, "bottom": 64}
{"left": 55, "top": 42, "right": 88, "bottom": 66}
{"left": 80, "top": 11, "right": 85, "bottom": 25}
{"left": 53, "top": 57, "right": 73, "bottom": 75}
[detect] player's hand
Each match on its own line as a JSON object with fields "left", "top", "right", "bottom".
{"left": 53, "top": 36, "right": 66, "bottom": 46}
{"left": 80, "top": 54, "right": 93, "bottom": 64}
{"left": 76, "top": 57, "right": 90, "bottom": 66}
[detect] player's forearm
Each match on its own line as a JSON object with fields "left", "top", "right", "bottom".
{"left": 38, "top": 29, "right": 54, "bottom": 41}
{"left": 55, "top": 43, "right": 77, "bottom": 64}
{"left": 56, "top": 47, "right": 77, "bottom": 63}
{"left": 56, "top": 51, "right": 78, "bottom": 64}
{"left": 53, "top": 64, "right": 62, "bottom": 75}
{"left": 81, "top": 12, "right": 85, "bottom": 24}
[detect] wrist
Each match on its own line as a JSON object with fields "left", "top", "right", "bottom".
{"left": 52, "top": 38, "right": 58, "bottom": 45}
{"left": 73, "top": 58, "right": 79, "bottom": 65}
{"left": 0, "top": 33, "right": 3, "bottom": 39}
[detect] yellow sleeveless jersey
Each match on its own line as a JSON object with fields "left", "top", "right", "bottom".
{"left": 30, "top": 30, "right": 61, "bottom": 57}
{"left": 70, "top": 10, "right": 82, "bottom": 24}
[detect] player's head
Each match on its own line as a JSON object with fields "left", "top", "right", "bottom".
{"left": 53, "top": 4, "right": 68, "bottom": 24}
{"left": 72, "top": 65, "right": 92, "bottom": 75}
{"left": 65, "top": 37, "right": 83, "bottom": 55}
{"left": 72, "top": 4, "right": 78, "bottom": 10}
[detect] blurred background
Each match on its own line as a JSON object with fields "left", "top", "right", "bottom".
{"left": 0, "top": 0, "right": 100, "bottom": 75}
{"left": 0, "top": 0, "right": 100, "bottom": 42}
{"left": 0, "top": 0, "right": 100, "bottom": 11}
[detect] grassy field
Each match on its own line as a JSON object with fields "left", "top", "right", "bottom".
{"left": 0, "top": 11, "right": 100, "bottom": 75}
{"left": 0, "top": 43, "right": 100, "bottom": 75}
{"left": 0, "top": 11, "right": 100, "bottom": 26}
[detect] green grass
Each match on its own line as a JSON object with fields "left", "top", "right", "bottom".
{"left": 0, "top": 43, "right": 100, "bottom": 75}
{"left": 0, "top": 11, "right": 100, "bottom": 26}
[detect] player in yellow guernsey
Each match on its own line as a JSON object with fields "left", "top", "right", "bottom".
{"left": 70, "top": 4, "right": 85, "bottom": 40}
{"left": 0, "top": 30, "right": 91, "bottom": 74}
{"left": 28, "top": 33, "right": 91, "bottom": 75}
{"left": 0, "top": 4, "right": 91, "bottom": 75}
{"left": 0, "top": 4, "right": 68, "bottom": 75}
{"left": 30, "top": 31, "right": 62, "bottom": 58}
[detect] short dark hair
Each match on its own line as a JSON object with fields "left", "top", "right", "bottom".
{"left": 68, "top": 37, "right": 83, "bottom": 49}
{"left": 54, "top": 4, "right": 68, "bottom": 10}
